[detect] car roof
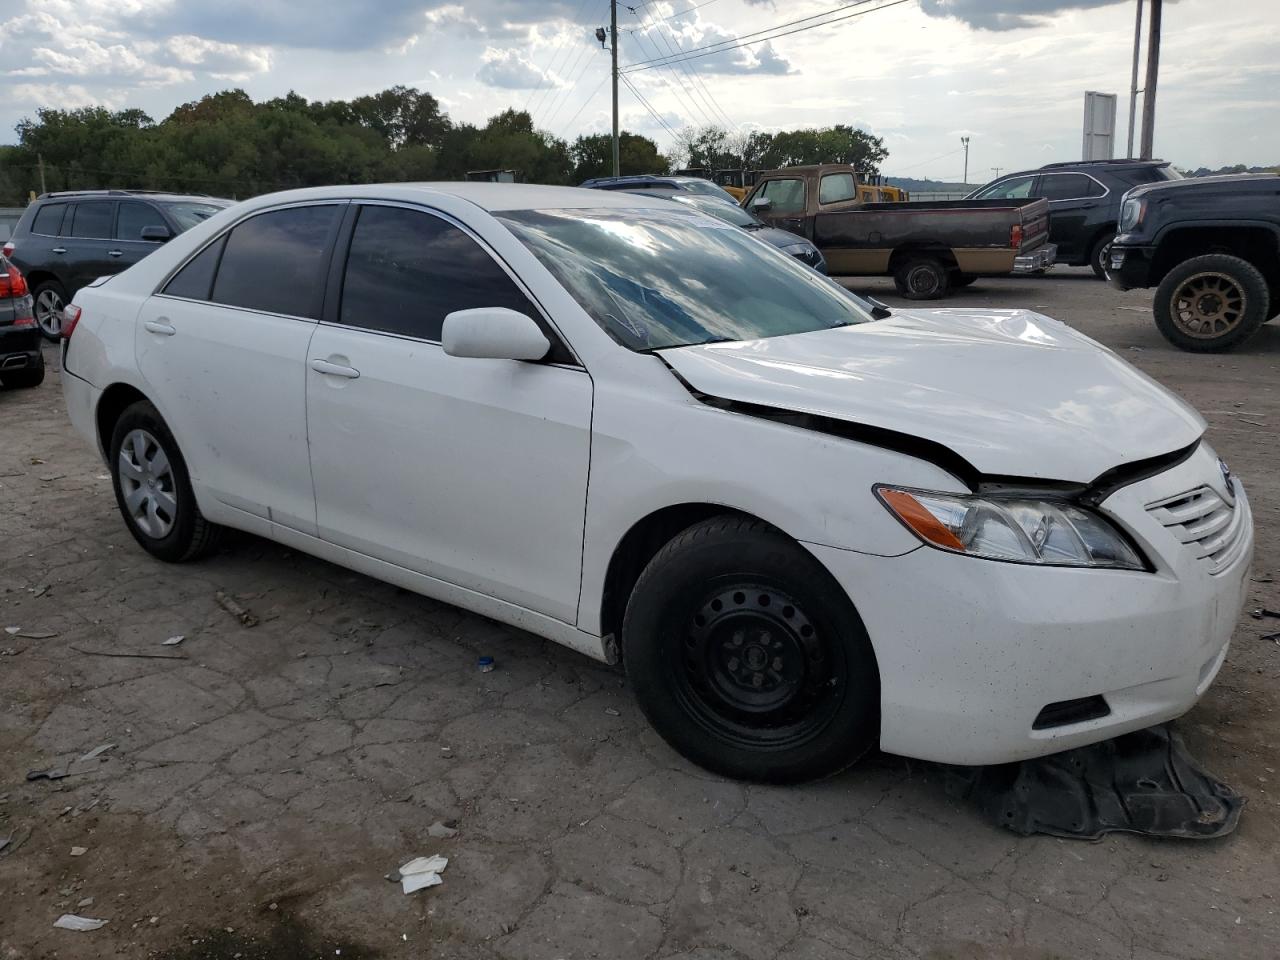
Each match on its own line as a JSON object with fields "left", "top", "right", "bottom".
{"left": 989, "top": 160, "right": 1171, "bottom": 181}
{"left": 580, "top": 175, "right": 708, "bottom": 188}
{"left": 36, "top": 190, "right": 229, "bottom": 204}
{"left": 219, "top": 182, "right": 677, "bottom": 214}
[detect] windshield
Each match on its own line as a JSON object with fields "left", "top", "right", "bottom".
{"left": 162, "top": 201, "right": 231, "bottom": 232}
{"left": 671, "top": 194, "right": 760, "bottom": 228}
{"left": 497, "top": 207, "right": 871, "bottom": 351}
{"left": 678, "top": 179, "right": 739, "bottom": 202}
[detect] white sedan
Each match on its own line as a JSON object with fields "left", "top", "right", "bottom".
{"left": 61, "top": 183, "right": 1253, "bottom": 783}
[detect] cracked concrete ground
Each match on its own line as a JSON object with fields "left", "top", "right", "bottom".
{"left": 1, "top": 268, "right": 1278, "bottom": 959}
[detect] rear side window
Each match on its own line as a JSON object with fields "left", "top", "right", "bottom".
{"left": 819, "top": 173, "right": 857, "bottom": 204}
{"left": 211, "top": 205, "right": 339, "bottom": 318}
{"left": 31, "top": 203, "right": 67, "bottom": 237}
{"left": 69, "top": 202, "right": 115, "bottom": 239}
{"left": 162, "top": 235, "right": 226, "bottom": 301}
{"left": 977, "top": 176, "right": 1034, "bottom": 200}
{"left": 1038, "top": 173, "right": 1098, "bottom": 201}
{"left": 339, "top": 205, "right": 541, "bottom": 344}
{"left": 116, "top": 201, "right": 167, "bottom": 241}
{"left": 757, "top": 178, "right": 806, "bottom": 213}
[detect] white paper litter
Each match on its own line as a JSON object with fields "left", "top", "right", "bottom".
{"left": 77, "top": 743, "right": 116, "bottom": 762}
{"left": 54, "top": 915, "right": 108, "bottom": 931}
{"left": 402, "top": 872, "right": 443, "bottom": 894}
{"left": 70, "top": 846, "right": 87, "bottom": 856}
{"left": 398, "top": 854, "right": 448, "bottom": 895}
{"left": 161, "top": 635, "right": 185, "bottom": 646}
{"left": 4, "top": 627, "right": 18, "bottom": 635}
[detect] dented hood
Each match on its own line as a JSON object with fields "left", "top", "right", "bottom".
{"left": 660, "top": 307, "right": 1205, "bottom": 483}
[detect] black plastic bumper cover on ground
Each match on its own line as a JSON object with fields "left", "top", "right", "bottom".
{"left": 942, "top": 724, "right": 1244, "bottom": 840}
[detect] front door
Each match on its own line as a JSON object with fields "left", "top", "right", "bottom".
{"left": 749, "top": 177, "right": 809, "bottom": 237}
{"left": 62, "top": 200, "right": 119, "bottom": 292}
{"left": 136, "top": 202, "right": 345, "bottom": 534}
{"left": 305, "top": 203, "right": 592, "bottom": 623}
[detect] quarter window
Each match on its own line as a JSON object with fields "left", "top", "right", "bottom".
{"left": 162, "top": 235, "right": 226, "bottom": 301}
{"left": 211, "top": 205, "right": 340, "bottom": 318}
{"left": 338, "top": 205, "right": 545, "bottom": 346}
{"left": 819, "top": 173, "right": 857, "bottom": 204}
{"left": 69, "top": 201, "right": 115, "bottom": 239}
{"left": 978, "top": 176, "right": 1034, "bottom": 200}
{"left": 31, "top": 202, "right": 67, "bottom": 237}
{"left": 116, "top": 201, "right": 167, "bottom": 241}
{"left": 756, "top": 178, "right": 806, "bottom": 213}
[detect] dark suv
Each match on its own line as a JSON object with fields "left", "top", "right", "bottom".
{"left": 5, "top": 190, "right": 231, "bottom": 339}
{"left": 0, "top": 256, "right": 42, "bottom": 389}
{"left": 967, "top": 160, "right": 1181, "bottom": 277}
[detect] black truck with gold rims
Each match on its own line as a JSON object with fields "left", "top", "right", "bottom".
{"left": 742, "top": 163, "right": 1055, "bottom": 300}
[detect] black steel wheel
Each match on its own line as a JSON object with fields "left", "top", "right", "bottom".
{"left": 893, "top": 257, "right": 951, "bottom": 300}
{"left": 623, "top": 516, "right": 879, "bottom": 783}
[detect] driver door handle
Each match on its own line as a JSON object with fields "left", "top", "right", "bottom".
{"left": 51, "top": 247, "right": 66, "bottom": 254}
{"left": 143, "top": 319, "right": 176, "bottom": 336}
{"left": 108, "top": 249, "right": 123, "bottom": 257}
{"left": 309, "top": 358, "right": 360, "bottom": 379}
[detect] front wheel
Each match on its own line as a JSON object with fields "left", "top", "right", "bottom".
{"left": 893, "top": 257, "right": 951, "bottom": 300}
{"left": 1153, "top": 254, "right": 1269, "bottom": 352}
{"left": 623, "top": 516, "right": 880, "bottom": 783}
{"left": 109, "top": 400, "right": 222, "bottom": 562}
{"left": 1090, "top": 235, "right": 1114, "bottom": 279}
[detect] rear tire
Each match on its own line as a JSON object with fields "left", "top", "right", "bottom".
{"left": 1153, "top": 254, "right": 1269, "bottom": 353}
{"left": 1090, "top": 235, "right": 1114, "bottom": 279}
{"left": 1, "top": 355, "right": 44, "bottom": 389}
{"left": 109, "top": 400, "right": 222, "bottom": 562}
{"left": 622, "top": 516, "right": 880, "bottom": 784}
{"left": 893, "top": 257, "right": 951, "bottom": 300}
{"left": 32, "top": 279, "right": 68, "bottom": 341}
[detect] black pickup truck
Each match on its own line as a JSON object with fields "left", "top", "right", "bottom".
{"left": 1107, "top": 173, "right": 1280, "bottom": 351}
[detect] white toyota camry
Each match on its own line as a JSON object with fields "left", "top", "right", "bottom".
{"left": 60, "top": 183, "right": 1253, "bottom": 783}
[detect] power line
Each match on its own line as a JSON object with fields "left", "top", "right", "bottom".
{"left": 624, "top": 18, "right": 713, "bottom": 128}
{"left": 622, "top": 0, "right": 915, "bottom": 74}
{"left": 639, "top": 0, "right": 724, "bottom": 25}
{"left": 526, "top": 0, "right": 600, "bottom": 116}
{"left": 621, "top": 74, "right": 682, "bottom": 141}
{"left": 889, "top": 146, "right": 964, "bottom": 174}
{"left": 541, "top": 39, "right": 605, "bottom": 129}
{"left": 558, "top": 75, "right": 611, "bottom": 135}
{"left": 629, "top": 4, "right": 738, "bottom": 130}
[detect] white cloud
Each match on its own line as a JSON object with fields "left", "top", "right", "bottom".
{"left": 476, "top": 47, "right": 560, "bottom": 90}
{"left": 164, "top": 35, "right": 272, "bottom": 81}
{"left": 8, "top": 82, "right": 126, "bottom": 110}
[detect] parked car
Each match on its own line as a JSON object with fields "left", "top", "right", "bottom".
{"left": 0, "top": 257, "right": 42, "bottom": 389}
{"left": 4, "top": 190, "right": 232, "bottom": 340}
{"left": 62, "top": 183, "right": 1252, "bottom": 783}
{"left": 579, "top": 174, "right": 740, "bottom": 205}
{"left": 622, "top": 189, "right": 827, "bottom": 272}
{"left": 1107, "top": 173, "right": 1280, "bottom": 352}
{"left": 968, "top": 159, "right": 1182, "bottom": 277}
{"left": 743, "top": 164, "right": 1056, "bottom": 299}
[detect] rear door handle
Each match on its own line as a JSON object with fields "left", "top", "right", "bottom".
{"left": 309, "top": 358, "right": 360, "bottom": 379}
{"left": 108, "top": 250, "right": 123, "bottom": 257}
{"left": 51, "top": 247, "right": 66, "bottom": 254}
{"left": 143, "top": 319, "right": 176, "bottom": 336}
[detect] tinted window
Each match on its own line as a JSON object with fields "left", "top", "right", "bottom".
{"left": 163, "top": 235, "right": 226, "bottom": 300}
{"left": 1124, "top": 164, "right": 1183, "bottom": 184}
{"left": 1038, "top": 173, "right": 1095, "bottom": 201}
{"left": 757, "top": 178, "right": 806, "bottom": 213}
{"left": 31, "top": 202, "right": 67, "bottom": 237}
{"left": 677, "top": 180, "right": 739, "bottom": 202}
{"left": 116, "top": 201, "right": 167, "bottom": 241}
{"left": 211, "top": 205, "right": 339, "bottom": 318}
{"left": 672, "top": 194, "right": 759, "bottom": 228}
{"left": 819, "top": 173, "right": 857, "bottom": 204}
{"left": 498, "top": 207, "right": 872, "bottom": 352}
{"left": 69, "top": 201, "right": 115, "bottom": 239}
{"left": 978, "top": 176, "right": 1034, "bottom": 200}
{"left": 340, "top": 205, "right": 539, "bottom": 343}
{"left": 163, "top": 201, "right": 231, "bottom": 232}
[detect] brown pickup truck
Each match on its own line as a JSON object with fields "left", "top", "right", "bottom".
{"left": 742, "top": 164, "right": 1056, "bottom": 299}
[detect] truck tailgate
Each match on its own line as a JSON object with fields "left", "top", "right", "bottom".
{"left": 1018, "top": 197, "right": 1051, "bottom": 250}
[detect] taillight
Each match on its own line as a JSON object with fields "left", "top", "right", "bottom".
{"left": 2, "top": 241, "right": 14, "bottom": 259}
{"left": 0, "top": 263, "right": 28, "bottom": 298}
{"left": 61, "top": 303, "right": 82, "bottom": 340}
{"left": 1010, "top": 224, "right": 1024, "bottom": 249}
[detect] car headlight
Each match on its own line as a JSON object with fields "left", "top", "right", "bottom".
{"left": 782, "top": 242, "right": 816, "bottom": 256}
{"left": 1118, "top": 197, "right": 1146, "bottom": 233}
{"left": 876, "top": 486, "right": 1145, "bottom": 570}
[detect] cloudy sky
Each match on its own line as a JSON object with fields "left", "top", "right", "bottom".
{"left": 0, "top": 0, "right": 1275, "bottom": 179}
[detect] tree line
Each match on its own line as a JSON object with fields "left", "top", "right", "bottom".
{"left": 0, "top": 86, "right": 888, "bottom": 204}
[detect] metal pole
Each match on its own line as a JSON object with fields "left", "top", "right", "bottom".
{"left": 1126, "top": 0, "right": 1144, "bottom": 158}
{"left": 38, "top": 153, "right": 46, "bottom": 195}
{"left": 961, "top": 137, "right": 970, "bottom": 185}
{"left": 991, "top": 166, "right": 1003, "bottom": 179}
{"left": 610, "top": 0, "right": 620, "bottom": 177}
{"left": 1139, "top": 0, "right": 1161, "bottom": 160}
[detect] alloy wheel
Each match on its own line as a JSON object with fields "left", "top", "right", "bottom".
{"left": 35, "top": 288, "right": 64, "bottom": 337}
{"left": 117, "top": 429, "right": 178, "bottom": 539}
{"left": 1169, "top": 272, "right": 1247, "bottom": 339}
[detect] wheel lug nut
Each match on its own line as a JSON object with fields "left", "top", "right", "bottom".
{"left": 752, "top": 673, "right": 764, "bottom": 688}
{"left": 772, "top": 657, "right": 783, "bottom": 671}
{"left": 728, "top": 657, "right": 739, "bottom": 672}
{"left": 732, "top": 631, "right": 744, "bottom": 646}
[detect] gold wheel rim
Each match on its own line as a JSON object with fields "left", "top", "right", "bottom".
{"left": 1170, "top": 272, "right": 1246, "bottom": 339}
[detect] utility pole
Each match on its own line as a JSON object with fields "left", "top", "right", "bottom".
{"left": 991, "top": 166, "right": 1003, "bottom": 179}
{"left": 1126, "top": 0, "right": 1144, "bottom": 158}
{"left": 596, "top": 5, "right": 620, "bottom": 177}
{"left": 1139, "top": 0, "right": 1162, "bottom": 159}
{"left": 961, "top": 136, "right": 970, "bottom": 185}
{"left": 37, "top": 152, "right": 46, "bottom": 195}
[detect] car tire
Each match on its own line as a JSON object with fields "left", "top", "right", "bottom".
{"left": 1153, "top": 254, "right": 1269, "bottom": 353}
{"left": 893, "top": 257, "right": 951, "bottom": 300}
{"left": 1090, "top": 235, "right": 1114, "bottom": 279}
{"left": 1, "top": 355, "right": 45, "bottom": 389}
{"left": 109, "top": 400, "right": 222, "bottom": 562}
{"left": 622, "top": 515, "right": 880, "bottom": 784}
{"left": 31, "top": 279, "right": 68, "bottom": 341}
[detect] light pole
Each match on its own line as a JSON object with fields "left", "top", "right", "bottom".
{"left": 1139, "top": 0, "right": 1162, "bottom": 159}
{"left": 961, "top": 136, "right": 970, "bottom": 185}
{"left": 990, "top": 166, "right": 1003, "bottom": 179}
{"left": 1126, "top": 0, "right": 1144, "bottom": 158}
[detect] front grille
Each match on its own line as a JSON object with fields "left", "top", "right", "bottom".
{"left": 1146, "top": 485, "right": 1247, "bottom": 575}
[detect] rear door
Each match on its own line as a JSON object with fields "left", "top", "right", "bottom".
{"left": 748, "top": 176, "right": 809, "bottom": 237}
{"left": 135, "top": 202, "right": 344, "bottom": 535}
{"left": 1034, "top": 172, "right": 1107, "bottom": 262}
{"left": 114, "top": 201, "right": 171, "bottom": 270}
{"left": 62, "top": 200, "right": 119, "bottom": 292}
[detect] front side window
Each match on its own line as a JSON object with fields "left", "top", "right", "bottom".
{"left": 339, "top": 205, "right": 543, "bottom": 345}
{"left": 211, "top": 205, "right": 339, "bottom": 318}
{"left": 31, "top": 202, "right": 67, "bottom": 237}
{"left": 1038, "top": 173, "right": 1096, "bottom": 201}
{"left": 498, "top": 207, "right": 872, "bottom": 352}
{"left": 757, "top": 178, "right": 806, "bottom": 213}
{"left": 163, "top": 201, "right": 231, "bottom": 232}
{"left": 977, "top": 176, "right": 1034, "bottom": 200}
{"left": 116, "top": 201, "right": 167, "bottom": 241}
{"left": 69, "top": 202, "right": 115, "bottom": 239}
{"left": 819, "top": 173, "right": 857, "bottom": 204}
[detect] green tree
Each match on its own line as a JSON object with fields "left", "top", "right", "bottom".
{"left": 570, "top": 132, "right": 668, "bottom": 181}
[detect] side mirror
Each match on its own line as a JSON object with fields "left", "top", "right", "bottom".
{"left": 140, "top": 225, "right": 172, "bottom": 243}
{"left": 442, "top": 307, "right": 550, "bottom": 361}
{"left": 749, "top": 196, "right": 773, "bottom": 212}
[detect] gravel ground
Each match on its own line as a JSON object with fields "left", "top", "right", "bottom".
{"left": 1, "top": 267, "right": 1277, "bottom": 960}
